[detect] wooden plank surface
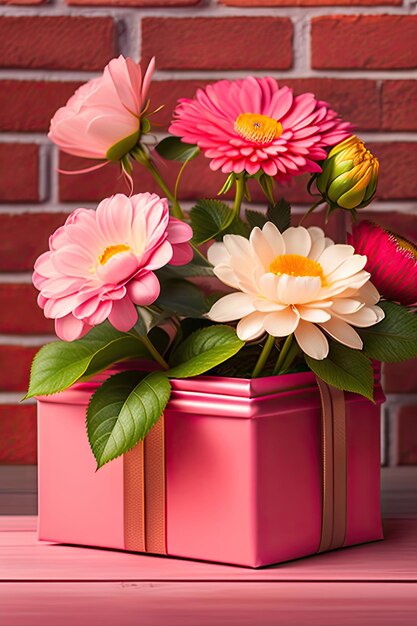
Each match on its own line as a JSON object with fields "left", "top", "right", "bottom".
{"left": 1, "top": 517, "right": 417, "bottom": 626}
{"left": 1, "top": 581, "right": 417, "bottom": 626}
{"left": 1, "top": 518, "right": 416, "bottom": 582}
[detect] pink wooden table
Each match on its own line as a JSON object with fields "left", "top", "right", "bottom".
{"left": 1, "top": 516, "right": 416, "bottom": 626}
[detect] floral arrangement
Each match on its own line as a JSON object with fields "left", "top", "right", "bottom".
{"left": 26, "top": 56, "right": 417, "bottom": 469}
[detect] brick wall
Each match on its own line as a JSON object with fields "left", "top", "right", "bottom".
{"left": 0, "top": 0, "right": 416, "bottom": 471}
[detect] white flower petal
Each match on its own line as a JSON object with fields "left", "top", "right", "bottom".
{"left": 330, "top": 298, "right": 364, "bottom": 315}
{"left": 263, "top": 307, "right": 300, "bottom": 337}
{"left": 213, "top": 264, "right": 240, "bottom": 289}
{"left": 252, "top": 298, "right": 287, "bottom": 312}
{"left": 262, "top": 222, "right": 285, "bottom": 257}
{"left": 208, "top": 292, "right": 256, "bottom": 322}
{"left": 250, "top": 226, "right": 276, "bottom": 269}
{"left": 336, "top": 304, "right": 384, "bottom": 328}
{"left": 258, "top": 272, "right": 280, "bottom": 301}
{"left": 319, "top": 318, "right": 363, "bottom": 350}
{"left": 282, "top": 226, "right": 312, "bottom": 256}
{"left": 356, "top": 281, "right": 381, "bottom": 305}
{"left": 308, "top": 226, "right": 325, "bottom": 243}
{"left": 207, "top": 241, "right": 229, "bottom": 266}
{"left": 327, "top": 254, "right": 367, "bottom": 282}
{"left": 297, "top": 305, "right": 331, "bottom": 323}
{"left": 309, "top": 237, "right": 327, "bottom": 261}
{"left": 294, "top": 320, "right": 329, "bottom": 360}
{"left": 318, "top": 244, "right": 355, "bottom": 276}
{"left": 236, "top": 311, "right": 267, "bottom": 341}
{"left": 223, "top": 234, "right": 252, "bottom": 260}
{"left": 278, "top": 274, "right": 322, "bottom": 305}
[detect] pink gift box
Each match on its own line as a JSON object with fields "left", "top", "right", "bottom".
{"left": 37, "top": 370, "right": 384, "bottom": 568}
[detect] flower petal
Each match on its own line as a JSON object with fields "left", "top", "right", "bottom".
{"left": 108, "top": 296, "right": 138, "bottom": 332}
{"left": 55, "top": 315, "right": 90, "bottom": 342}
{"left": 263, "top": 306, "right": 300, "bottom": 337}
{"left": 319, "top": 318, "right": 363, "bottom": 350}
{"left": 236, "top": 311, "right": 267, "bottom": 341}
{"left": 208, "top": 292, "right": 256, "bottom": 322}
{"left": 294, "top": 320, "right": 329, "bottom": 360}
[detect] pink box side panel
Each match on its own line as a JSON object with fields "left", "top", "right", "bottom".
{"left": 345, "top": 402, "right": 383, "bottom": 546}
{"left": 164, "top": 410, "right": 257, "bottom": 566}
{"left": 255, "top": 407, "right": 322, "bottom": 566}
{"left": 37, "top": 400, "right": 125, "bottom": 550}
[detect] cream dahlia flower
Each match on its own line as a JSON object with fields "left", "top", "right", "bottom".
{"left": 207, "top": 224, "right": 384, "bottom": 360}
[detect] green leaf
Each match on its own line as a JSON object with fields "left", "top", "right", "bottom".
{"left": 223, "top": 215, "right": 250, "bottom": 238}
{"left": 25, "top": 324, "right": 150, "bottom": 399}
{"left": 190, "top": 199, "right": 235, "bottom": 245}
{"left": 168, "top": 325, "right": 245, "bottom": 378}
{"left": 358, "top": 301, "right": 417, "bottom": 362}
{"left": 156, "top": 278, "right": 210, "bottom": 318}
{"left": 87, "top": 371, "right": 171, "bottom": 469}
{"left": 245, "top": 209, "right": 267, "bottom": 230}
{"left": 155, "top": 136, "right": 199, "bottom": 162}
{"left": 267, "top": 198, "right": 291, "bottom": 232}
{"left": 217, "top": 173, "right": 235, "bottom": 196}
{"left": 305, "top": 342, "right": 374, "bottom": 401}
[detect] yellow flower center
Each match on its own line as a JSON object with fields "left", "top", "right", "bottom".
{"left": 99, "top": 244, "right": 131, "bottom": 265}
{"left": 389, "top": 232, "right": 417, "bottom": 260}
{"left": 234, "top": 113, "right": 283, "bottom": 145}
{"left": 269, "top": 254, "right": 326, "bottom": 286}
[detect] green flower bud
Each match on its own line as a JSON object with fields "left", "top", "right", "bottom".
{"left": 316, "top": 136, "right": 379, "bottom": 210}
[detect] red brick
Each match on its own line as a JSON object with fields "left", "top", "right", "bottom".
{"left": 312, "top": 16, "right": 417, "bottom": 70}
{"left": 142, "top": 18, "right": 293, "bottom": 70}
{"left": 0, "top": 144, "right": 39, "bottom": 203}
{"left": 368, "top": 143, "right": 417, "bottom": 201}
{"left": 0, "top": 346, "right": 40, "bottom": 392}
{"left": 397, "top": 404, "right": 417, "bottom": 465}
{"left": 0, "top": 17, "right": 116, "bottom": 70}
{"left": 150, "top": 78, "right": 379, "bottom": 132}
{"left": 0, "top": 81, "right": 81, "bottom": 133}
{"left": 382, "top": 81, "right": 417, "bottom": 131}
{"left": 0, "top": 285, "right": 53, "bottom": 335}
{"left": 383, "top": 361, "right": 417, "bottom": 395}
{"left": 0, "top": 213, "right": 70, "bottom": 272}
{"left": 222, "top": 0, "right": 399, "bottom": 5}
{"left": 0, "top": 0, "right": 45, "bottom": 4}
{"left": 69, "top": 0, "right": 198, "bottom": 5}
{"left": 358, "top": 211, "right": 417, "bottom": 244}
{"left": 0, "top": 405, "right": 37, "bottom": 464}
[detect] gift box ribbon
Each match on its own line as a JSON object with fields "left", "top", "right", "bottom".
{"left": 316, "top": 379, "right": 347, "bottom": 553}
{"left": 123, "top": 416, "right": 167, "bottom": 554}
{"left": 122, "top": 380, "right": 348, "bottom": 556}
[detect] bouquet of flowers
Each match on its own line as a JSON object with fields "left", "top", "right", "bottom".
{"left": 26, "top": 56, "right": 417, "bottom": 470}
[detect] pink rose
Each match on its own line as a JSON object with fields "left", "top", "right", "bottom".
{"left": 48, "top": 55, "right": 155, "bottom": 162}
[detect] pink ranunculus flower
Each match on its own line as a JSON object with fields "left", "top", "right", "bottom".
{"left": 169, "top": 77, "right": 352, "bottom": 180}
{"left": 48, "top": 55, "right": 155, "bottom": 162}
{"left": 348, "top": 220, "right": 417, "bottom": 306}
{"left": 33, "top": 193, "right": 193, "bottom": 342}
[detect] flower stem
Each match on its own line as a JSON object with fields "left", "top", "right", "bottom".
{"left": 136, "top": 333, "right": 170, "bottom": 371}
{"left": 131, "top": 147, "right": 184, "bottom": 219}
{"left": 251, "top": 334, "right": 276, "bottom": 378}
{"left": 279, "top": 341, "right": 300, "bottom": 374}
{"left": 232, "top": 173, "right": 246, "bottom": 221}
{"left": 299, "top": 200, "right": 325, "bottom": 226}
{"left": 146, "top": 159, "right": 184, "bottom": 219}
{"left": 272, "top": 334, "right": 293, "bottom": 375}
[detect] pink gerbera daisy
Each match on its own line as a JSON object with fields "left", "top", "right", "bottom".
{"left": 169, "top": 77, "right": 352, "bottom": 180}
{"left": 32, "top": 193, "right": 193, "bottom": 341}
{"left": 348, "top": 221, "right": 417, "bottom": 306}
